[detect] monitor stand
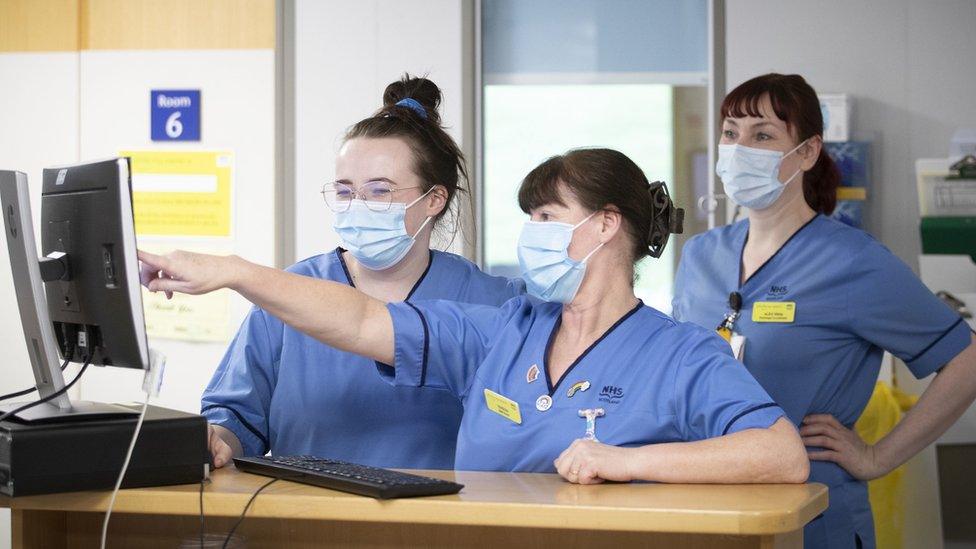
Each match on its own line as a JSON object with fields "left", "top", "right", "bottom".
{"left": 0, "top": 400, "right": 138, "bottom": 424}
{"left": 0, "top": 172, "right": 140, "bottom": 425}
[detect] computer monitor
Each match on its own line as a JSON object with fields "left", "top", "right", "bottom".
{"left": 0, "top": 158, "right": 147, "bottom": 422}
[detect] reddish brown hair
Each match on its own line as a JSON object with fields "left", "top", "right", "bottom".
{"left": 721, "top": 73, "right": 840, "bottom": 214}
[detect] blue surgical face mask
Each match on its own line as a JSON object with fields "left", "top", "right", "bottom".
{"left": 716, "top": 140, "right": 807, "bottom": 210}
{"left": 517, "top": 212, "right": 604, "bottom": 303}
{"left": 333, "top": 188, "right": 433, "bottom": 271}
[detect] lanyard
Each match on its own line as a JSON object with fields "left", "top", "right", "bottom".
{"left": 716, "top": 291, "right": 743, "bottom": 342}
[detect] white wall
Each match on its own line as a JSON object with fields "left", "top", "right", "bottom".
{"left": 293, "top": 0, "right": 468, "bottom": 263}
{"left": 0, "top": 52, "right": 80, "bottom": 392}
{"left": 0, "top": 51, "right": 80, "bottom": 549}
{"left": 726, "top": 2, "right": 976, "bottom": 547}
{"left": 74, "top": 49, "right": 276, "bottom": 412}
{"left": 726, "top": 0, "right": 976, "bottom": 273}
{"left": 0, "top": 49, "right": 274, "bottom": 549}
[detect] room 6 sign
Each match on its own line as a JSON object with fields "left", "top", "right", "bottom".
{"left": 151, "top": 90, "right": 201, "bottom": 141}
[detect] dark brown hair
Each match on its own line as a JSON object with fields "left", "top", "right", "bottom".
{"left": 721, "top": 73, "right": 840, "bottom": 214}
{"left": 518, "top": 148, "right": 662, "bottom": 263}
{"left": 344, "top": 74, "right": 468, "bottom": 224}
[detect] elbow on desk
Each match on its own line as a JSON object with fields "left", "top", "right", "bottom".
{"left": 780, "top": 449, "right": 811, "bottom": 484}
{"left": 768, "top": 418, "right": 810, "bottom": 484}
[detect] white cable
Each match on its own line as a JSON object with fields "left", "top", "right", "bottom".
{"left": 100, "top": 389, "right": 151, "bottom": 549}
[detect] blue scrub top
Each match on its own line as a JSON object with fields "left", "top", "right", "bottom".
{"left": 379, "top": 297, "right": 786, "bottom": 473}
{"left": 201, "top": 248, "right": 523, "bottom": 469}
{"left": 672, "top": 215, "right": 972, "bottom": 549}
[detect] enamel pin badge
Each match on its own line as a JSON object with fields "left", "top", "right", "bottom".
{"left": 526, "top": 364, "right": 540, "bottom": 383}
{"left": 535, "top": 394, "right": 553, "bottom": 412}
{"left": 566, "top": 380, "right": 590, "bottom": 398}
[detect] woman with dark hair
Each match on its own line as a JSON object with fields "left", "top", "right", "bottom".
{"left": 141, "top": 147, "right": 809, "bottom": 485}
{"left": 199, "top": 75, "right": 523, "bottom": 470}
{"left": 672, "top": 73, "right": 976, "bottom": 549}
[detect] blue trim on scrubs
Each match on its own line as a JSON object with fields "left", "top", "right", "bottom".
{"left": 404, "top": 302, "right": 432, "bottom": 386}
{"left": 737, "top": 214, "right": 820, "bottom": 287}
{"left": 541, "top": 301, "right": 643, "bottom": 395}
{"left": 904, "top": 317, "right": 964, "bottom": 365}
{"left": 202, "top": 248, "right": 524, "bottom": 469}
{"left": 379, "top": 297, "right": 787, "bottom": 472}
{"left": 673, "top": 215, "right": 973, "bottom": 549}
{"left": 722, "top": 402, "right": 779, "bottom": 436}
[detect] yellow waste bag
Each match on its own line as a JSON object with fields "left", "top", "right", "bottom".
{"left": 854, "top": 382, "right": 917, "bottom": 549}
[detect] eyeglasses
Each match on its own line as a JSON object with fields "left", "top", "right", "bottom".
{"left": 320, "top": 180, "right": 424, "bottom": 212}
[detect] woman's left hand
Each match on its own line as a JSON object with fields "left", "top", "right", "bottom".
{"left": 553, "top": 439, "right": 635, "bottom": 484}
{"left": 801, "top": 414, "right": 886, "bottom": 480}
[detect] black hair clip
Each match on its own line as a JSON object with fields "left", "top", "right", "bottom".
{"left": 647, "top": 181, "right": 685, "bottom": 259}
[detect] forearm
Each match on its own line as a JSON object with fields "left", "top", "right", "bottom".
{"left": 227, "top": 256, "right": 395, "bottom": 364}
{"left": 874, "top": 335, "right": 976, "bottom": 474}
{"left": 629, "top": 418, "right": 808, "bottom": 484}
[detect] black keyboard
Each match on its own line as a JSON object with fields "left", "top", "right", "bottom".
{"left": 233, "top": 455, "right": 464, "bottom": 499}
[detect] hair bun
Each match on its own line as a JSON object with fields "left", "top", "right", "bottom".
{"left": 382, "top": 74, "right": 442, "bottom": 124}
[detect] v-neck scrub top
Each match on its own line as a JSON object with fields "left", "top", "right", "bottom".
{"left": 672, "top": 215, "right": 973, "bottom": 549}
{"left": 201, "top": 248, "right": 523, "bottom": 469}
{"left": 378, "top": 297, "right": 786, "bottom": 473}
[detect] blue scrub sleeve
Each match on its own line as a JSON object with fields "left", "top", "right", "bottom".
{"left": 670, "top": 235, "right": 697, "bottom": 321}
{"left": 376, "top": 297, "right": 526, "bottom": 399}
{"left": 673, "top": 331, "right": 785, "bottom": 440}
{"left": 201, "top": 307, "right": 281, "bottom": 456}
{"left": 847, "top": 241, "right": 972, "bottom": 378}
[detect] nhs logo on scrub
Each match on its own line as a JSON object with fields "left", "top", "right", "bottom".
{"left": 151, "top": 90, "right": 201, "bottom": 141}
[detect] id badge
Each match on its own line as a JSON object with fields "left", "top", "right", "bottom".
{"left": 484, "top": 388, "right": 522, "bottom": 424}
{"left": 752, "top": 301, "right": 796, "bottom": 323}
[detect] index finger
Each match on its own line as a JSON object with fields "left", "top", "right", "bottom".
{"left": 137, "top": 249, "right": 169, "bottom": 270}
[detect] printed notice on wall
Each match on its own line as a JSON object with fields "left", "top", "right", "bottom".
{"left": 139, "top": 244, "right": 231, "bottom": 343}
{"left": 121, "top": 150, "right": 233, "bottom": 237}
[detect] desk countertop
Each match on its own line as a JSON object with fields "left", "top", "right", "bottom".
{"left": 0, "top": 467, "right": 827, "bottom": 536}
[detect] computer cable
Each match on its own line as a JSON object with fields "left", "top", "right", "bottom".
{"left": 0, "top": 352, "right": 91, "bottom": 423}
{"left": 222, "top": 477, "right": 280, "bottom": 549}
{"left": 0, "top": 356, "right": 68, "bottom": 402}
{"left": 99, "top": 386, "right": 151, "bottom": 549}
{"left": 0, "top": 346, "right": 75, "bottom": 403}
{"left": 200, "top": 478, "right": 207, "bottom": 549}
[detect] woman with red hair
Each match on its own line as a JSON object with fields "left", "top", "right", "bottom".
{"left": 673, "top": 73, "right": 976, "bottom": 549}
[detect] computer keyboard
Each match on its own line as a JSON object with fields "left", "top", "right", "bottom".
{"left": 233, "top": 455, "right": 464, "bottom": 499}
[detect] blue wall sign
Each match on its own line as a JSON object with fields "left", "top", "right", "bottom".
{"left": 151, "top": 90, "right": 201, "bottom": 141}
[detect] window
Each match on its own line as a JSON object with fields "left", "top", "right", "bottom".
{"left": 483, "top": 84, "right": 676, "bottom": 311}
{"left": 479, "top": 0, "right": 710, "bottom": 313}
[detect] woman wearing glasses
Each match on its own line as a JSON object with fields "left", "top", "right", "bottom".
{"left": 144, "top": 147, "right": 809, "bottom": 485}
{"left": 199, "top": 75, "right": 522, "bottom": 469}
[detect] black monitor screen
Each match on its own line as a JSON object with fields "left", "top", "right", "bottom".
{"left": 41, "top": 158, "right": 148, "bottom": 369}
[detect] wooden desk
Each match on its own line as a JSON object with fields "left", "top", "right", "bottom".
{"left": 1, "top": 467, "right": 827, "bottom": 548}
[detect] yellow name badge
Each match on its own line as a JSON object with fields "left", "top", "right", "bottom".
{"left": 484, "top": 389, "right": 522, "bottom": 424}
{"left": 752, "top": 302, "right": 796, "bottom": 323}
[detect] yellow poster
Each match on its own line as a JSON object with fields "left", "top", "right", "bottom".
{"left": 122, "top": 150, "right": 233, "bottom": 237}
{"left": 142, "top": 289, "right": 230, "bottom": 342}
{"left": 139, "top": 244, "right": 231, "bottom": 343}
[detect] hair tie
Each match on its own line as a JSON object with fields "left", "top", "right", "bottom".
{"left": 395, "top": 98, "right": 428, "bottom": 120}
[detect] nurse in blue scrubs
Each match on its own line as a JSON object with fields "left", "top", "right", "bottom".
{"left": 671, "top": 73, "right": 976, "bottom": 548}
{"left": 199, "top": 76, "right": 522, "bottom": 470}
{"left": 141, "top": 148, "right": 810, "bottom": 485}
